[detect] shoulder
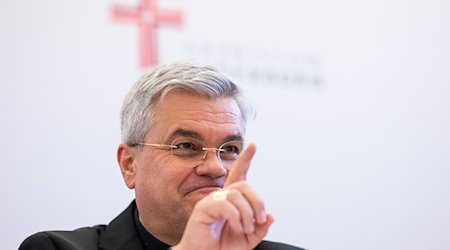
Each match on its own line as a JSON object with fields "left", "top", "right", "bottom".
{"left": 19, "top": 202, "right": 139, "bottom": 250}
{"left": 256, "top": 240, "right": 306, "bottom": 250}
{"left": 19, "top": 225, "right": 106, "bottom": 250}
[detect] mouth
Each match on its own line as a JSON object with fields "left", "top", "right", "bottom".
{"left": 181, "top": 180, "right": 224, "bottom": 199}
{"left": 188, "top": 186, "right": 221, "bottom": 195}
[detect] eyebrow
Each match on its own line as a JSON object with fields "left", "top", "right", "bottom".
{"left": 222, "top": 134, "right": 244, "bottom": 143}
{"left": 167, "top": 129, "right": 204, "bottom": 142}
{"left": 166, "top": 129, "right": 244, "bottom": 144}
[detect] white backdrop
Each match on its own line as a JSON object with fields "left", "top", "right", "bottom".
{"left": 1, "top": 0, "right": 450, "bottom": 249}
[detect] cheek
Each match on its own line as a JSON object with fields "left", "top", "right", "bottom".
{"left": 136, "top": 155, "right": 190, "bottom": 194}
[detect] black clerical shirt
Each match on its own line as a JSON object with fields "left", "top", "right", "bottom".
{"left": 134, "top": 208, "right": 172, "bottom": 250}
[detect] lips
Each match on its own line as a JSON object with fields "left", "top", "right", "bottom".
{"left": 180, "top": 179, "right": 225, "bottom": 197}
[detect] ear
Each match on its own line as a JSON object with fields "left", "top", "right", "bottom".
{"left": 117, "top": 143, "right": 137, "bottom": 189}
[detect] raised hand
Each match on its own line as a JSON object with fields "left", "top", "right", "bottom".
{"left": 173, "top": 143, "right": 274, "bottom": 250}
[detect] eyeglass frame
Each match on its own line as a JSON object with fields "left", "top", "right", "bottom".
{"left": 130, "top": 138, "right": 244, "bottom": 169}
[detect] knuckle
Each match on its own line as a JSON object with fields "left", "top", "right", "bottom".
{"left": 227, "top": 180, "right": 247, "bottom": 189}
{"left": 226, "top": 189, "right": 241, "bottom": 199}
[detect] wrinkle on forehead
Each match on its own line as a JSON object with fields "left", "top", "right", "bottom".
{"left": 148, "top": 92, "right": 244, "bottom": 143}
{"left": 168, "top": 109, "right": 241, "bottom": 124}
{"left": 156, "top": 92, "right": 242, "bottom": 123}
{"left": 161, "top": 113, "right": 244, "bottom": 143}
{"left": 164, "top": 128, "right": 244, "bottom": 145}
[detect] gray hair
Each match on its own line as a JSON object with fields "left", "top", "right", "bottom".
{"left": 120, "top": 62, "right": 254, "bottom": 145}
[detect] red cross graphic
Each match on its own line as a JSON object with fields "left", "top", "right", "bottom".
{"left": 112, "top": 0, "right": 183, "bottom": 68}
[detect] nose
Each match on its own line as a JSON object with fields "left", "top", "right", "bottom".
{"left": 195, "top": 148, "right": 227, "bottom": 177}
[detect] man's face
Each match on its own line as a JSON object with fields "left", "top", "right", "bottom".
{"left": 125, "top": 90, "right": 244, "bottom": 241}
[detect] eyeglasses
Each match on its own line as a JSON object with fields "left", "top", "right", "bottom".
{"left": 132, "top": 137, "right": 243, "bottom": 170}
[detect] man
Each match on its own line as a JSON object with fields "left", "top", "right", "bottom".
{"left": 20, "top": 62, "right": 303, "bottom": 250}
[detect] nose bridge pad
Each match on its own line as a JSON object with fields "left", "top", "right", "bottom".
{"left": 201, "top": 148, "right": 221, "bottom": 165}
{"left": 201, "top": 150, "right": 208, "bottom": 160}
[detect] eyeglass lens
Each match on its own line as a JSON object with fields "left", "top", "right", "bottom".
{"left": 170, "top": 137, "right": 243, "bottom": 168}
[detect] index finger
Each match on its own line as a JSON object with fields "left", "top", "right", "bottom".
{"left": 224, "top": 143, "right": 256, "bottom": 187}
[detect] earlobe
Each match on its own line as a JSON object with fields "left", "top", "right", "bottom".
{"left": 117, "top": 144, "right": 137, "bottom": 189}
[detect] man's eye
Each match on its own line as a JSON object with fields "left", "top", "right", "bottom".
{"left": 172, "top": 140, "right": 202, "bottom": 158}
{"left": 175, "top": 142, "right": 196, "bottom": 150}
{"left": 219, "top": 141, "right": 243, "bottom": 161}
{"left": 222, "top": 145, "right": 240, "bottom": 154}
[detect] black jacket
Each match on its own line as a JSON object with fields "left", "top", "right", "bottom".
{"left": 19, "top": 201, "right": 304, "bottom": 250}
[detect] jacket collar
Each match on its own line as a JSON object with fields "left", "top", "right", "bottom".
{"left": 98, "top": 201, "right": 145, "bottom": 250}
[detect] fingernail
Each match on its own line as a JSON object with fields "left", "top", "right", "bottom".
{"left": 260, "top": 211, "right": 267, "bottom": 223}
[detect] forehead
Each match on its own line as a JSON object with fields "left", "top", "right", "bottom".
{"left": 149, "top": 91, "right": 244, "bottom": 142}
